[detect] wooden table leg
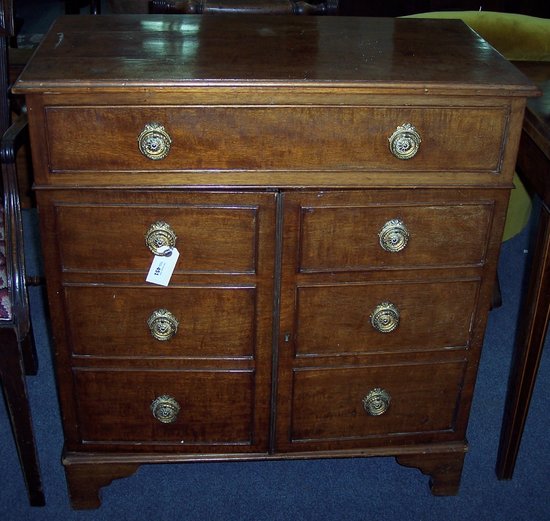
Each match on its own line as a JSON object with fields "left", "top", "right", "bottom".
{"left": 496, "top": 202, "right": 550, "bottom": 479}
{"left": 0, "top": 329, "right": 45, "bottom": 506}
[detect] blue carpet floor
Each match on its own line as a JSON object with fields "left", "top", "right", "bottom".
{"left": 0, "top": 204, "right": 548, "bottom": 520}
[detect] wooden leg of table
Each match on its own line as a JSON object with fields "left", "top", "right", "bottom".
{"left": 0, "top": 328, "right": 45, "bottom": 506}
{"left": 396, "top": 449, "right": 466, "bottom": 496}
{"left": 496, "top": 204, "right": 550, "bottom": 479}
{"left": 64, "top": 460, "right": 140, "bottom": 509}
{"left": 20, "top": 324, "right": 39, "bottom": 376}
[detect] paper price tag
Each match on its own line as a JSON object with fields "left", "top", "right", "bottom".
{"left": 146, "top": 247, "right": 180, "bottom": 286}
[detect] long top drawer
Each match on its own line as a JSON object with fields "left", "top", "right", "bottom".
{"left": 43, "top": 104, "right": 508, "bottom": 173}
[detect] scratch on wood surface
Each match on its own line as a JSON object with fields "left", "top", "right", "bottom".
{"left": 54, "top": 32, "right": 64, "bottom": 49}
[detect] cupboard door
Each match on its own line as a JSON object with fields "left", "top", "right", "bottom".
{"left": 275, "top": 189, "right": 495, "bottom": 451}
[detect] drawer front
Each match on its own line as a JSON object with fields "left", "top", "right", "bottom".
{"left": 299, "top": 202, "right": 493, "bottom": 272}
{"left": 295, "top": 279, "right": 480, "bottom": 356}
{"left": 74, "top": 369, "right": 259, "bottom": 448}
{"left": 287, "top": 361, "right": 466, "bottom": 444}
{"left": 65, "top": 285, "right": 258, "bottom": 358}
{"left": 45, "top": 105, "right": 507, "bottom": 173}
{"left": 54, "top": 201, "right": 262, "bottom": 274}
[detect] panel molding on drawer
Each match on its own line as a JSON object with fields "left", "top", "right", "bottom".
{"left": 288, "top": 360, "right": 467, "bottom": 444}
{"left": 73, "top": 368, "right": 259, "bottom": 448}
{"left": 298, "top": 202, "right": 494, "bottom": 272}
{"left": 54, "top": 202, "right": 260, "bottom": 274}
{"left": 44, "top": 105, "right": 508, "bottom": 173}
{"left": 294, "top": 279, "right": 480, "bottom": 356}
{"left": 64, "top": 284, "right": 258, "bottom": 359}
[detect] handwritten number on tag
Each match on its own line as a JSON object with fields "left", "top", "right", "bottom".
{"left": 146, "top": 247, "right": 180, "bottom": 286}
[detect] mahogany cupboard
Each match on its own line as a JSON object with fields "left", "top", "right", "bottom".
{"left": 13, "top": 14, "right": 537, "bottom": 508}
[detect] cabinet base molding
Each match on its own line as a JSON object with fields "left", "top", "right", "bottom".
{"left": 62, "top": 442, "right": 468, "bottom": 508}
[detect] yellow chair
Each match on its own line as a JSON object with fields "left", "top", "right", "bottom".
{"left": 405, "top": 11, "right": 550, "bottom": 240}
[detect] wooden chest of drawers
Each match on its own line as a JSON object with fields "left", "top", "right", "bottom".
{"left": 14, "top": 14, "right": 536, "bottom": 508}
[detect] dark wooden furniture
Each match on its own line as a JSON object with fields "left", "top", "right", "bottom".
{"left": 0, "top": 0, "right": 12, "bottom": 129}
{"left": 150, "top": 0, "right": 339, "bottom": 14}
{"left": 496, "top": 61, "right": 550, "bottom": 480}
{"left": 65, "top": 1, "right": 101, "bottom": 14}
{"left": 14, "top": 14, "right": 536, "bottom": 509}
{"left": 0, "top": 0, "right": 45, "bottom": 507}
{"left": 63, "top": 0, "right": 550, "bottom": 18}
{"left": 66, "top": 0, "right": 338, "bottom": 15}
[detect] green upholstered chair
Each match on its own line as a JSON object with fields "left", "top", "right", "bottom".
{"left": 405, "top": 11, "right": 550, "bottom": 62}
{"left": 404, "top": 11, "right": 550, "bottom": 241}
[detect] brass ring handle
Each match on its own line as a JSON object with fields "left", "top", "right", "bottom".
{"left": 151, "top": 395, "right": 180, "bottom": 423}
{"left": 147, "top": 309, "right": 179, "bottom": 341}
{"left": 388, "top": 123, "right": 421, "bottom": 160}
{"left": 145, "top": 221, "right": 177, "bottom": 256}
{"left": 138, "top": 122, "right": 172, "bottom": 160}
{"left": 379, "top": 219, "right": 409, "bottom": 253}
{"left": 370, "top": 302, "right": 400, "bottom": 333}
{"left": 362, "top": 388, "right": 391, "bottom": 416}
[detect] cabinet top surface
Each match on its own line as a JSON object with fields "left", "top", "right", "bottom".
{"left": 14, "top": 14, "right": 536, "bottom": 96}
